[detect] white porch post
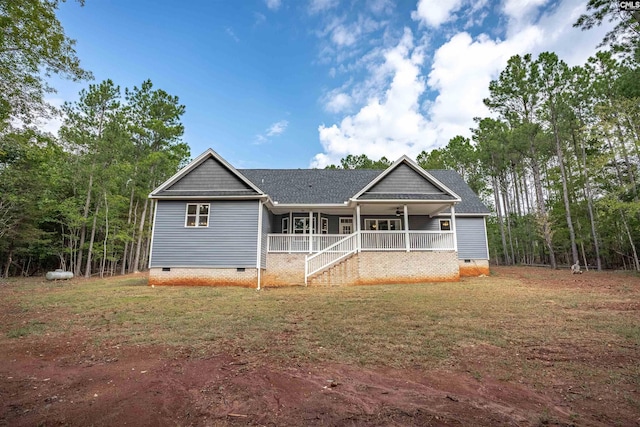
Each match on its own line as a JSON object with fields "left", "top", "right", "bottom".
{"left": 450, "top": 204, "right": 458, "bottom": 252}
{"left": 403, "top": 204, "right": 410, "bottom": 252}
{"left": 308, "top": 210, "right": 313, "bottom": 253}
{"left": 356, "top": 204, "right": 361, "bottom": 252}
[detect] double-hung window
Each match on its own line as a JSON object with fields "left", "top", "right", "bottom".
{"left": 185, "top": 203, "right": 209, "bottom": 227}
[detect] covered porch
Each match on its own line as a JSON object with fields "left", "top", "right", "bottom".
{"left": 266, "top": 201, "right": 458, "bottom": 254}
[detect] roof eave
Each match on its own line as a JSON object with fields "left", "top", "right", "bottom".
{"left": 149, "top": 194, "right": 269, "bottom": 201}
{"left": 348, "top": 198, "right": 461, "bottom": 204}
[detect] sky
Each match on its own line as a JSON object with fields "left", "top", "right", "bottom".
{"left": 47, "top": 0, "right": 612, "bottom": 169}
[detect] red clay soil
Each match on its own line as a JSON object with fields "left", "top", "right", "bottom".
{"left": 0, "top": 339, "right": 571, "bottom": 427}
{"left": 1, "top": 266, "right": 639, "bottom": 426}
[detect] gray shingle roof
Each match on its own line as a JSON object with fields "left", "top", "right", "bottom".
{"left": 238, "top": 169, "right": 378, "bottom": 205}
{"left": 428, "top": 170, "right": 491, "bottom": 214}
{"left": 239, "top": 168, "right": 489, "bottom": 214}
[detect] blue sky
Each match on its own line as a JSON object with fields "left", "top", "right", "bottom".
{"left": 47, "top": 0, "right": 610, "bottom": 168}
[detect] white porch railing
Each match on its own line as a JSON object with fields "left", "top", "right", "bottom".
{"left": 268, "top": 231, "right": 456, "bottom": 253}
{"left": 305, "top": 232, "right": 358, "bottom": 284}
{"left": 360, "top": 231, "right": 455, "bottom": 251}
{"left": 408, "top": 231, "right": 455, "bottom": 250}
{"left": 267, "top": 234, "right": 344, "bottom": 253}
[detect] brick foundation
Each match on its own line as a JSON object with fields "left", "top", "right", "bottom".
{"left": 307, "top": 251, "right": 460, "bottom": 286}
{"left": 149, "top": 267, "right": 258, "bottom": 288}
{"left": 458, "top": 259, "right": 490, "bottom": 277}
{"left": 149, "top": 252, "right": 472, "bottom": 288}
{"left": 353, "top": 251, "right": 459, "bottom": 285}
{"left": 263, "top": 253, "right": 306, "bottom": 287}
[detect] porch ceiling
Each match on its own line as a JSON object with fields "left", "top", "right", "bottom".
{"left": 357, "top": 202, "right": 452, "bottom": 216}
{"left": 269, "top": 205, "right": 353, "bottom": 215}
{"left": 268, "top": 202, "right": 453, "bottom": 216}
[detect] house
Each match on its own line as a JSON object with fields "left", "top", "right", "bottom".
{"left": 148, "top": 148, "right": 490, "bottom": 288}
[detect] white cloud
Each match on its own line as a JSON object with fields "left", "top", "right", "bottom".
{"left": 368, "top": 0, "right": 394, "bottom": 15}
{"left": 309, "top": 0, "right": 339, "bottom": 14}
{"left": 265, "top": 0, "right": 282, "bottom": 11}
{"left": 411, "top": 0, "right": 465, "bottom": 28}
{"left": 254, "top": 120, "right": 289, "bottom": 145}
{"left": 324, "top": 91, "right": 353, "bottom": 113}
{"left": 319, "top": 15, "right": 384, "bottom": 49}
{"left": 312, "top": 29, "right": 439, "bottom": 168}
{"left": 331, "top": 25, "right": 357, "bottom": 46}
{"left": 423, "top": 0, "right": 611, "bottom": 149}
{"left": 312, "top": 0, "right": 613, "bottom": 167}
{"left": 266, "top": 120, "right": 289, "bottom": 136}
{"left": 503, "top": 0, "right": 549, "bottom": 23}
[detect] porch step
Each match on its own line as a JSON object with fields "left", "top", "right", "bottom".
{"left": 308, "top": 253, "right": 359, "bottom": 286}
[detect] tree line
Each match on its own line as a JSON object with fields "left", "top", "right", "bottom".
{"left": 328, "top": 2, "right": 640, "bottom": 270}
{"left": 0, "top": 1, "right": 189, "bottom": 277}
{"left": 1, "top": 0, "right": 637, "bottom": 275}
{"left": 329, "top": 47, "right": 639, "bottom": 270}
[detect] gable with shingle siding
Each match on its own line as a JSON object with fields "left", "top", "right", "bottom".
{"left": 363, "top": 163, "right": 445, "bottom": 195}
{"left": 166, "top": 157, "right": 258, "bottom": 193}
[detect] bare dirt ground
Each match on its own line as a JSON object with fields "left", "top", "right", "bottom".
{"left": 1, "top": 266, "right": 639, "bottom": 426}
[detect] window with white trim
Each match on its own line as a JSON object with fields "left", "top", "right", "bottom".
{"left": 282, "top": 217, "right": 289, "bottom": 233}
{"left": 293, "top": 216, "right": 316, "bottom": 234}
{"left": 364, "top": 219, "right": 401, "bottom": 231}
{"left": 185, "top": 203, "right": 209, "bottom": 227}
{"left": 439, "top": 219, "right": 451, "bottom": 231}
{"left": 339, "top": 217, "right": 353, "bottom": 234}
{"left": 321, "top": 217, "right": 329, "bottom": 234}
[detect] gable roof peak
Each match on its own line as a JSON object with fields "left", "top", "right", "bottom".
{"left": 149, "top": 148, "right": 264, "bottom": 198}
{"left": 351, "top": 154, "right": 461, "bottom": 201}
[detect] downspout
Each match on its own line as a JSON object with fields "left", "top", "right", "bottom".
{"left": 403, "top": 204, "right": 410, "bottom": 252}
{"left": 256, "top": 200, "right": 264, "bottom": 290}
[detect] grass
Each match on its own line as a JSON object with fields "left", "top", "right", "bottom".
{"left": 6, "top": 320, "right": 46, "bottom": 338}
{"left": 2, "top": 270, "right": 639, "bottom": 424}
{"left": 2, "top": 273, "right": 638, "bottom": 370}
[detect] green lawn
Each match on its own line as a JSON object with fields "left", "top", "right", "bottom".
{"left": 3, "top": 271, "right": 638, "bottom": 372}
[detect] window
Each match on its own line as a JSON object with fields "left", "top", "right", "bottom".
{"left": 440, "top": 219, "right": 451, "bottom": 231}
{"left": 339, "top": 217, "right": 353, "bottom": 234}
{"left": 185, "top": 203, "right": 209, "bottom": 227}
{"left": 364, "top": 219, "right": 401, "bottom": 231}
{"left": 293, "top": 216, "right": 316, "bottom": 234}
{"left": 282, "top": 217, "right": 289, "bottom": 234}
{"left": 321, "top": 217, "right": 329, "bottom": 234}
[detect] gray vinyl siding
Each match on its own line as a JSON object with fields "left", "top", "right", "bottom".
{"left": 260, "top": 205, "right": 270, "bottom": 268}
{"left": 167, "top": 158, "right": 257, "bottom": 192}
{"left": 408, "top": 216, "right": 439, "bottom": 231}
{"left": 150, "top": 200, "right": 258, "bottom": 267}
{"left": 364, "top": 164, "right": 444, "bottom": 195}
{"left": 456, "top": 217, "right": 489, "bottom": 260}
